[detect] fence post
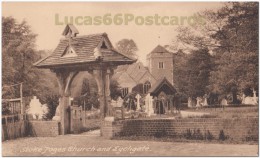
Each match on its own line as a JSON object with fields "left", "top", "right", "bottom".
{"left": 12, "top": 115, "right": 15, "bottom": 124}
{"left": 122, "top": 106, "right": 125, "bottom": 120}
{"left": 5, "top": 116, "right": 7, "bottom": 125}
{"left": 20, "top": 83, "right": 23, "bottom": 115}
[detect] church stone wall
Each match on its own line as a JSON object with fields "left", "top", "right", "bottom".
{"left": 147, "top": 52, "right": 173, "bottom": 85}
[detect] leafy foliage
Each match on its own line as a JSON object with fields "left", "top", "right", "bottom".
{"left": 2, "top": 16, "right": 59, "bottom": 116}
{"left": 110, "top": 79, "right": 122, "bottom": 100}
{"left": 115, "top": 39, "right": 138, "bottom": 59}
{"left": 74, "top": 77, "right": 121, "bottom": 110}
{"left": 174, "top": 2, "right": 258, "bottom": 101}
{"left": 173, "top": 48, "right": 213, "bottom": 98}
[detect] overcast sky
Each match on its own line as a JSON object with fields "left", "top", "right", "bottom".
{"left": 3, "top": 2, "right": 223, "bottom": 65}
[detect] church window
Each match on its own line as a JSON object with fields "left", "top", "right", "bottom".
{"left": 121, "top": 87, "right": 129, "bottom": 98}
{"left": 143, "top": 81, "right": 151, "bottom": 94}
{"left": 158, "top": 62, "right": 164, "bottom": 69}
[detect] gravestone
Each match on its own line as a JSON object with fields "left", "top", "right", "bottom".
{"left": 111, "top": 99, "right": 117, "bottom": 107}
{"left": 203, "top": 98, "right": 208, "bottom": 106}
{"left": 111, "top": 97, "right": 124, "bottom": 107}
{"left": 145, "top": 94, "right": 154, "bottom": 116}
{"left": 117, "top": 97, "right": 124, "bottom": 107}
{"left": 196, "top": 97, "right": 202, "bottom": 107}
{"left": 244, "top": 97, "right": 258, "bottom": 105}
{"left": 136, "top": 94, "right": 141, "bottom": 110}
{"left": 188, "top": 97, "right": 192, "bottom": 108}
{"left": 242, "top": 90, "right": 258, "bottom": 105}
{"left": 220, "top": 98, "right": 228, "bottom": 106}
{"left": 253, "top": 90, "right": 258, "bottom": 105}
{"left": 242, "top": 94, "right": 246, "bottom": 104}
{"left": 203, "top": 94, "right": 208, "bottom": 106}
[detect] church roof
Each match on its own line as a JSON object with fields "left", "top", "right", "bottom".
{"left": 150, "top": 45, "right": 170, "bottom": 54}
{"left": 34, "top": 31, "right": 136, "bottom": 68}
{"left": 112, "top": 62, "right": 156, "bottom": 86}
{"left": 148, "top": 77, "right": 176, "bottom": 96}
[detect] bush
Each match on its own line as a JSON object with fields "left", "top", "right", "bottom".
{"left": 205, "top": 130, "right": 214, "bottom": 140}
{"left": 184, "top": 129, "right": 192, "bottom": 139}
{"left": 183, "top": 128, "right": 204, "bottom": 140}
{"left": 193, "top": 129, "right": 204, "bottom": 140}
{"left": 154, "top": 130, "right": 167, "bottom": 138}
{"left": 42, "top": 94, "right": 59, "bottom": 120}
{"left": 219, "top": 130, "right": 228, "bottom": 141}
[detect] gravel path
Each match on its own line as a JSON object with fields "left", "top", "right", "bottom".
{"left": 2, "top": 130, "right": 258, "bottom": 156}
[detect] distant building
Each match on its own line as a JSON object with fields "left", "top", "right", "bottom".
{"left": 147, "top": 45, "right": 174, "bottom": 85}
{"left": 112, "top": 61, "right": 157, "bottom": 97}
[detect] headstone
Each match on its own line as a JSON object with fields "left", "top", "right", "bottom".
{"left": 196, "top": 97, "right": 202, "bottom": 107}
{"left": 253, "top": 89, "right": 258, "bottom": 104}
{"left": 69, "top": 97, "right": 74, "bottom": 106}
{"left": 244, "top": 97, "right": 258, "bottom": 105}
{"left": 111, "top": 97, "right": 124, "bottom": 107}
{"left": 188, "top": 97, "right": 192, "bottom": 108}
{"left": 242, "top": 94, "right": 246, "bottom": 104}
{"left": 145, "top": 94, "right": 154, "bottom": 116}
{"left": 28, "top": 96, "right": 48, "bottom": 120}
{"left": 111, "top": 99, "right": 117, "bottom": 107}
{"left": 203, "top": 97, "right": 208, "bottom": 106}
{"left": 220, "top": 98, "right": 228, "bottom": 106}
{"left": 117, "top": 97, "right": 124, "bottom": 107}
{"left": 202, "top": 94, "right": 209, "bottom": 106}
{"left": 136, "top": 94, "right": 141, "bottom": 110}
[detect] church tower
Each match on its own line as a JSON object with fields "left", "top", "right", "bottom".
{"left": 146, "top": 45, "right": 174, "bottom": 85}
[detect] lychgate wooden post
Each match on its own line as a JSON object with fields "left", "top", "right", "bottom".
{"left": 54, "top": 69, "right": 78, "bottom": 135}
{"left": 90, "top": 67, "right": 114, "bottom": 119}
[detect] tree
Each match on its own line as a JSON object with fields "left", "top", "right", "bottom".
{"left": 2, "top": 17, "right": 59, "bottom": 116}
{"left": 173, "top": 49, "right": 212, "bottom": 99}
{"left": 174, "top": 2, "right": 258, "bottom": 103}
{"left": 115, "top": 39, "right": 138, "bottom": 59}
{"left": 2, "top": 16, "right": 38, "bottom": 98}
{"left": 186, "top": 49, "right": 213, "bottom": 97}
{"left": 172, "top": 50, "right": 189, "bottom": 98}
{"left": 75, "top": 78, "right": 99, "bottom": 110}
{"left": 209, "top": 2, "right": 258, "bottom": 103}
{"left": 110, "top": 79, "right": 121, "bottom": 100}
{"left": 75, "top": 77, "right": 121, "bottom": 110}
{"left": 42, "top": 94, "right": 59, "bottom": 120}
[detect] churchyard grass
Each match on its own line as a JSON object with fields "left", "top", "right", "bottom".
{"left": 184, "top": 105, "right": 258, "bottom": 119}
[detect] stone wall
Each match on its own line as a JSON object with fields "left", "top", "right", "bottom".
{"left": 104, "top": 118, "right": 258, "bottom": 141}
{"left": 29, "top": 121, "right": 60, "bottom": 137}
{"left": 101, "top": 121, "right": 113, "bottom": 138}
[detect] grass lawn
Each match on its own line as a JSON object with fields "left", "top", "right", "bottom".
{"left": 183, "top": 105, "right": 258, "bottom": 118}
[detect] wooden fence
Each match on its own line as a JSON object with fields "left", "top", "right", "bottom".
{"left": 2, "top": 114, "right": 29, "bottom": 141}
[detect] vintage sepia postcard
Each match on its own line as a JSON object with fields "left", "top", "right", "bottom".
{"left": 1, "top": 1, "right": 259, "bottom": 157}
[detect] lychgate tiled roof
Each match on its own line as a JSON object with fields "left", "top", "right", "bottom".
{"left": 34, "top": 33, "right": 136, "bottom": 68}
